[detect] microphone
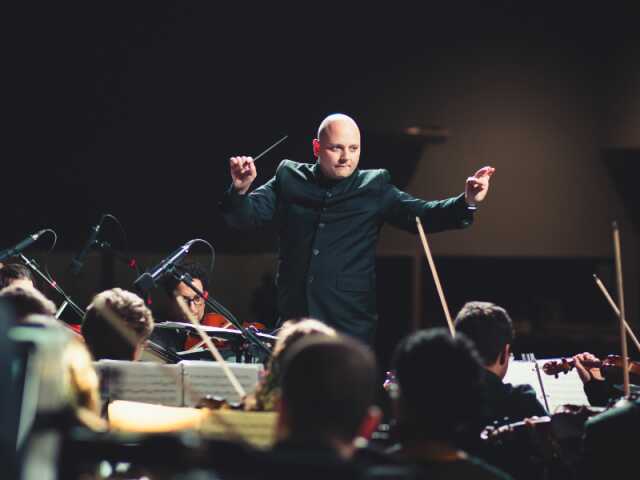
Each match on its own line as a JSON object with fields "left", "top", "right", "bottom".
{"left": 70, "top": 215, "right": 105, "bottom": 275}
{"left": 133, "top": 240, "right": 194, "bottom": 293}
{"left": 0, "top": 230, "right": 47, "bottom": 262}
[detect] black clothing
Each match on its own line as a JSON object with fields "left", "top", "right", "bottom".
{"left": 481, "top": 370, "right": 548, "bottom": 426}
{"left": 221, "top": 160, "right": 473, "bottom": 342}
{"left": 462, "top": 371, "right": 548, "bottom": 480}
{"left": 409, "top": 457, "right": 513, "bottom": 479}
{"left": 580, "top": 397, "right": 640, "bottom": 479}
{"left": 583, "top": 379, "right": 629, "bottom": 407}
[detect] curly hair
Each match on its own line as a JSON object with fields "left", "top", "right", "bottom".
{"left": 244, "top": 318, "right": 336, "bottom": 411}
{"left": 82, "top": 288, "right": 154, "bottom": 361}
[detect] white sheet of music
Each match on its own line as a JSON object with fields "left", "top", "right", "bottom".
{"left": 535, "top": 359, "right": 590, "bottom": 412}
{"left": 95, "top": 360, "right": 183, "bottom": 407}
{"left": 180, "top": 361, "right": 263, "bottom": 406}
{"left": 503, "top": 360, "right": 548, "bottom": 412}
{"left": 504, "top": 360, "right": 590, "bottom": 414}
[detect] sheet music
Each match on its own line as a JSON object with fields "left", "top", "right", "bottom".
{"left": 95, "top": 360, "right": 183, "bottom": 407}
{"left": 504, "top": 360, "right": 548, "bottom": 411}
{"left": 180, "top": 361, "right": 263, "bottom": 405}
{"left": 504, "top": 360, "right": 590, "bottom": 414}
{"left": 536, "top": 358, "right": 590, "bottom": 412}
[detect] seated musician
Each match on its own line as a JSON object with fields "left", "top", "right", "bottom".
{"left": 0, "top": 283, "right": 56, "bottom": 322}
{"left": 389, "top": 328, "right": 512, "bottom": 479}
{"left": 244, "top": 317, "right": 336, "bottom": 411}
{"left": 269, "top": 335, "right": 381, "bottom": 475}
{"left": 162, "top": 261, "right": 211, "bottom": 324}
{"left": 0, "top": 262, "right": 37, "bottom": 290}
{"left": 81, "top": 288, "right": 154, "bottom": 361}
{"left": 572, "top": 351, "right": 629, "bottom": 407}
{"left": 454, "top": 301, "right": 547, "bottom": 423}
{"left": 154, "top": 261, "right": 229, "bottom": 356}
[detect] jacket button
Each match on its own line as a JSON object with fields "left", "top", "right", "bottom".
{"left": 308, "top": 275, "right": 314, "bottom": 284}
{"left": 312, "top": 249, "right": 320, "bottom": 256}
{"left": 318, "top": 223, "right": 326, "bottom": 229}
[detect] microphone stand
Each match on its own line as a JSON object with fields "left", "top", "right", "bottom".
{"left": 168, "top": 266, "right": 272, "bottom": 359}
{"left": 19, "top": 254, "right": 86, "bottom": 321}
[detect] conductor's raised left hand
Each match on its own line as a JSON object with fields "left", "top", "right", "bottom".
{"left": 465, "top": 166, "right": 495, "bottom": 205}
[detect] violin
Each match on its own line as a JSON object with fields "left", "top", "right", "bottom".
{"left": 480, "top": 404, "right": 605, "bottom": 476}
{"left": 542, "top": 355, "right": 640, "bottom": 386}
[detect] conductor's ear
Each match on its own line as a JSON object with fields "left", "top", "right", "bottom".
{"left": 312, "top": 138, "right": 320, "bottom": 157}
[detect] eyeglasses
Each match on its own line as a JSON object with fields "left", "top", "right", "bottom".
{"left": 179, "top": 295, "right": 204, "bottom": 307}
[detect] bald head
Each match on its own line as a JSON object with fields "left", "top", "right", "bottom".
{"left": 317, "top": 114, "right": 360, "bottom": 141}
{"left": 313, "top": 114, "right": 361, "bottom": 180}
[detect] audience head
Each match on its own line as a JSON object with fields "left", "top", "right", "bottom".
{"left": 246, "top": 318, "right": 337, "bottom": 412}
{"left": 0, "top": 284, "right": 56, "bottom": 321}
{"left": 278, "top": 335, "right": 379, "bottom": 456}
{"left": 392, "top": 328, "right": 485, "bottom": 444}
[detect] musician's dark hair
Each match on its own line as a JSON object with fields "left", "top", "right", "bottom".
{"left": 392, "top": 328, "right": 484, "bottom": 442}
{"left": 161, "top": 261, "right": 209, "bottom": 296}
{"left": 0, "top": 263, "right": 36, "bottom": 290}
{"left": 454, "top": 301, "right": 514, "bottom": 365}
{"left": 82, "top": 288, "right": 154, "bottom": 361}
{"left": 280, "top": 335, "right": 376, "bottom": 443}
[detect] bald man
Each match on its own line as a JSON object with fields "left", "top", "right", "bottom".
{"left": 222, "top": 114, "right": 494, "bottom": 342}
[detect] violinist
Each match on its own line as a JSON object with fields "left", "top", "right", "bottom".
{"left": 0, "top": 262, "right": 37, "bottom": 290}
{"left": 455, "top": 302, "right": 547, "bottom": 425}
{"left": 162, "top": 261, "right": 211, "bottom": 325}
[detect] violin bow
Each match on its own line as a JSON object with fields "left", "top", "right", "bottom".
{"left": 415, "top": 217, "right": 456, "bottom": 337}
{"left": 593, "top": 274, "right": 640, "bottom": 355}
{"left": 176, "top": 296, "right": 246, "bottom": 398}
{"left": 612, "top": 221, "right": 630, "bottom": 397}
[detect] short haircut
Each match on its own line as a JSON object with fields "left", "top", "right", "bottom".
{"left": 392, "top": 328, "right": 484, "bottom": 442}
{"left": 82, "top": 288, "right": 154, "bottom": 361}
{"left": 0, "top": 284, "right": 56, "bottom": 320}
{"left": 161, "top": 262, "right": 209, "bottom": 296}
{"left": 280, "top": 335, "right": 376, "bottom": 443}
{"left": 454, "top": 301, "right": 514, "bottom": 365}
{"left": 0, "top": 263, "right": 36, "bottom": 290}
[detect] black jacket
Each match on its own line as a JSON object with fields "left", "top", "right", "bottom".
{"left": 221, "top": 160, "right": 474, "bottom": 342}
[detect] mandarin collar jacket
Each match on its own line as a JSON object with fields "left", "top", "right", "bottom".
{"left": 221, "top": 160, "right": 474, "bottom": 342}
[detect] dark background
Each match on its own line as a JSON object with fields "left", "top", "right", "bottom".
{"left": 5, "top": 3, "right": 639, "bottom": 369}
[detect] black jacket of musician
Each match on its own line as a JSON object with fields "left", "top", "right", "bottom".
{"left": 221, "top": 160, "right": 474, "bottom": 342}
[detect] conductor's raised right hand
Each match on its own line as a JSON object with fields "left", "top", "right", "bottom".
{"left": 229, "top": 156, "right": 257, "bottom": 195}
